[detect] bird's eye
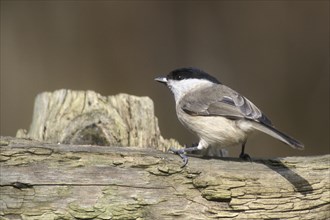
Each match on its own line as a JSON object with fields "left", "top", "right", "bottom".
{"left": 176, "top": 75, "right": 182, "bottom": 80}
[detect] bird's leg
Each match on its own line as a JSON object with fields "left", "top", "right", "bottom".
{"left": 169, "top": 144, "right": 200, "bottom": 168}
{"left": 239, "top": 141, "right": 251, "bottom": 161}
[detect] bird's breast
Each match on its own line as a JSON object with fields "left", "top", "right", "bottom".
{"left": 177, "top": 108, "right": 250, "bottom": 147}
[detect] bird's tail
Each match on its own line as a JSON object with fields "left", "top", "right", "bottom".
{"left": 251, "top": 122, "right": 304, "bottom": 149}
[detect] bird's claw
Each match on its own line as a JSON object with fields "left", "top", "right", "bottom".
{"left": 169, "top": 147, "right": 189, "bottom": 168}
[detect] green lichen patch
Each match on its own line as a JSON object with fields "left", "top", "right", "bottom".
{"left": 201, "top": 187, "right": 232, "bottom": 202}
{"left": 27, "top": 147, "right": 53, "bottom": 155}
{"left": 68, "top": 203, "right": 103, "bottom": 219}
{"left": 147, "top": 164, "right": 182, "bottom": 176}
{"left": 128, "top": 156, "right": 161, "bottom": 168}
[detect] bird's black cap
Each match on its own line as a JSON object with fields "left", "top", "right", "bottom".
{"left": 167, "top": 67, "right": 221, "bottom": 84}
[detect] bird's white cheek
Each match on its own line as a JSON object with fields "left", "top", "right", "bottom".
{"left": 167, "top": 84, "right": 184, "bottom": 103}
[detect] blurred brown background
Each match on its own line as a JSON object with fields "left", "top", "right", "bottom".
{"left": 1, "top": 1, "right": 329, "bottom": 157}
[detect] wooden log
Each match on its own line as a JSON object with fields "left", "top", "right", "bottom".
{"left": 3, "top": 90, "right": 329, "bottom": 219}
{"left": 1, "top": 136, "right": 329, "bottom": 219}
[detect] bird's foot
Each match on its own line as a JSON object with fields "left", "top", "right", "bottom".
{"left": 169, "top": 147, "right": 189, "bottom": 168}
{"left": 169, "top": 145, "right": 199, "bottom": 168}
{"left": 239, "top": 153, "right": 252, "bottom": 162}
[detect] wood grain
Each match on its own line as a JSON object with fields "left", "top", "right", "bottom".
{"left": 1, "top": 137, "right": 329, "bottom": 219}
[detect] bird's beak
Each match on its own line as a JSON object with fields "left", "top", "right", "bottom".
{"left": 154, "top": 76, "right": 168, "bottom": 84}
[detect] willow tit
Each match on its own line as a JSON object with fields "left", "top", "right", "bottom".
{"left": 155, "top": 67, "right": 304, "bottom": 167}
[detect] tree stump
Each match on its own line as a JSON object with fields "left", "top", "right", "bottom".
{"left": 16, "top": 90, "right": 180, "bottom": 151}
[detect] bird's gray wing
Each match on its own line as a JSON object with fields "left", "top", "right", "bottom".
{"left": 180, "top": 85, "right": 272, "bottom": 126}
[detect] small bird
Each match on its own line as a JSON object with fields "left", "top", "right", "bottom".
{"left": 155, "top": 67, "right": 304, "bottom": 167}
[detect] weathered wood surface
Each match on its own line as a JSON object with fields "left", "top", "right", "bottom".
{"left": 3, "top": 90, "right": 330, "bottom": 219}
{"left": 16, "top": 90, "right": 180, "bottom": 151}
{"left": 1, "top": 136, "right": 329, "bottom": 220}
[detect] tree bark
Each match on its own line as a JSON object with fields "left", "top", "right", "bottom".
{"left": 1, "top": 136, "right": 329, "bottom": 220}
{"left": 2, "top": 90, "right": 329, "bottom": 219}
{"left": 16, "top": 90, "right": 181, "bottom": 151}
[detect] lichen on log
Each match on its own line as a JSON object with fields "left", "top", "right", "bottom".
{"left": 3, "top": 89, "right": 330, "bottom": 219}
{"left": 1, "top": 137, "right": 329, "bottom": 219}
